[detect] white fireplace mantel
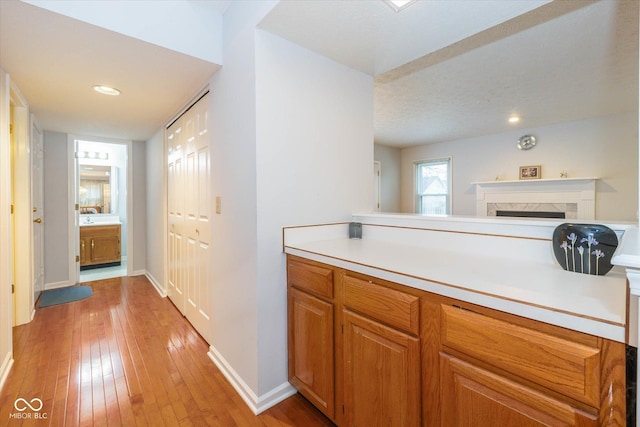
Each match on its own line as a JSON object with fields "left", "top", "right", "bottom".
{"left": 474, "top": 177, "right": 599, "bottom": 219}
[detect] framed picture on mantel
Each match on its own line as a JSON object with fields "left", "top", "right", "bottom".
{"left": 519, "top": 165, "right": 541, "bottom": 180}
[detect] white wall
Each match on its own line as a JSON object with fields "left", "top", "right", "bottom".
{"left": 374, "top": 143, "right": 401, "bottom": 212}
{"left": 400, "top": 112, "right": 638, "bottom": 221}
{"left": 255, "top": 30, "right": 373, "bottom": 395}
{"left": 207, "top": 0, "right": 276, "bottom": 400}
{"left": 0, "top": 67, "right": 13, "bottom": 390}
{"left": 145, "top": 129, "right": 165, "bottom": 288}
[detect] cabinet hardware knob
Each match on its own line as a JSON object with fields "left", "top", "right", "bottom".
{"left": 33, "top": 218, "right": 42, "bottom": 223}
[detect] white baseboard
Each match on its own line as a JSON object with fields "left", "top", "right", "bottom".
{"left": 0, "top": 351, "right": 14, "bottom": 394}
{"left": 207, "top": 345, "right": 297, "bottom": 414}
{"left": 44, "top": 280, "right": 72, "bottom": 290}
{"left": 131, "top": 269, "right": 146, "bottom": 277}
{"left": 145, "top": 271, "right": 167, "bottom": 297}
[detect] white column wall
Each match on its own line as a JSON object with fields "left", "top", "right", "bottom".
{"left": 254, "top": 30, "right": 373, "bottom": 396}
{"left": 206, "top": 0, "right": 277, "bottom": 403}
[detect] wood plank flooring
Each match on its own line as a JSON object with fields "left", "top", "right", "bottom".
{"left": 0, "top": 276, "right": 335, "bottom": 426}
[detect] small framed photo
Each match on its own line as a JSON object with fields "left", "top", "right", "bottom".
{"left": 519, "top": 165, "right": 541, "bottom": 180}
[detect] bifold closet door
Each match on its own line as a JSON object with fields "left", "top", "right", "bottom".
{"left": 167, "top": 93, "right": 212, "bottom": 344}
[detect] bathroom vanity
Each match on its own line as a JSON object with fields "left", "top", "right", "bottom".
{"left": 284, "top": 215, "right": 634, "bottom": 426}
{"left": 79, "top": 223, "right": 121, "bottom": 269}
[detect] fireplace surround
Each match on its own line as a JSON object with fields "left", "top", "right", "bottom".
{"left": 474, "top": 177, "right": 598, "bottom": 220}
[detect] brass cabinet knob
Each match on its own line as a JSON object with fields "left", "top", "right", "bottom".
{"left": 33, "top": 218, "right": 42, "bottom": 223}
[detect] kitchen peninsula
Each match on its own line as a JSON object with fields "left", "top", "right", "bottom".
{"left": 284, "top": 214, "right": 635, "bottom": 426}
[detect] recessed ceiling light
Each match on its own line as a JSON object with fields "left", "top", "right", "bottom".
{"left": 508, "top": 115, "right": 520, "bottom": 124}
{"left": 92, "top": 85, "right": 121, "bottom": 96}
{"left": 383, "top": 0, "right": 417, "bottom": 13}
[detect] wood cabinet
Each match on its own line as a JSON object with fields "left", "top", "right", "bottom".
{"left": 343, "top": 310, "right": 420, "bottom": 427}
{"left": 80, "top": 224, "right": 121, "bottom": 268}
{"left": 440, "top": 354, "right": 598, "bottom": 426}
{"left": 342, "top": 274, "right": 421, "bottom": 427}
{"left": 287, "top": 258, "right": 336, "bottom": 419}
{"left": 286, "top": 255, "right": 626, "bottom": 427}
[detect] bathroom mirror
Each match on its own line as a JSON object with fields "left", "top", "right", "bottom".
{"left": 79, "top": 165, "right": 118, "bottom": 215}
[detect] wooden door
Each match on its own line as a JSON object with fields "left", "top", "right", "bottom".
{"left": 440, "top": 354, "right": 598, "bottom": 427}
{"left": 167, "top": 93, "right": 211, "bottom": 343}
{"left": 343, "top": 310, "right": 420, "bottom": 427}
{"left": 31, "top": 118, "right": 44, "bottom": 300}
{"left": 288, "top": 288, "right": 334, "bottom": 418}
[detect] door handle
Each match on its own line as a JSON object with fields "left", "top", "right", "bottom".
{"left": 33, "top": 218, "right": 42, "bottom": 223}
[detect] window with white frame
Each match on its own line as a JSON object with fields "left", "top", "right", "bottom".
{"left": 415, "top": 157, "right": 452, "bottom": 215}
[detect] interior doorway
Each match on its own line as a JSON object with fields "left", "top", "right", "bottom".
{"left": 71, "top": 138, "right": 132, "bottom": 283}
{"left": 9, "top": 83, "right": 35, "bottom": 326}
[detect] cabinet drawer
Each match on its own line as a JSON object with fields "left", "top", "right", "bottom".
{"left": 343, "top": 275, "right": 419, "bottom": 335}
{"left": 288, "top": 259, "right": 334, "bottom": 299}
{"left": 80, "top": 224, "right": 121, "bottom": 238}
{"left": 440, "top": 304, "right": 601, "bottom": 406}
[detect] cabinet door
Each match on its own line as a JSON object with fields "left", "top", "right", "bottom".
{"left": 343, "top": 310, "right": 420, "bottom": 427}
{"left": 288, "top": 288, "right": 335, "bottom": 419}
{"left": 90, "top": 235, "right": 120, "bottom": 263}
{"left": 440, "top": 354, "right": 598, "bottom": 427}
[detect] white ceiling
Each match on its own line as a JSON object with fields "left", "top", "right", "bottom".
{"left": 1, "top": 0, "right": 637, "bottom": 146}
{"left": 260, "top": 0, "right": 638, "bottom": 147}
{"left": 0, "top": 0, "right": 223, "bottom": 141}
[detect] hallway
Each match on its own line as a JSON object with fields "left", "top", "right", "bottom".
{"left": 0, "top": 276, "right": 333, "bottom": 426}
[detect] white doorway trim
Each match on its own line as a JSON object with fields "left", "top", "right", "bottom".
{"left": 66, "top": 135, "right": 133, "bottom": 285}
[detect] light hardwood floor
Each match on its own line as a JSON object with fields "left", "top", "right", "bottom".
{"left": 0, "top": 276, "right": 335, "bottom": 426}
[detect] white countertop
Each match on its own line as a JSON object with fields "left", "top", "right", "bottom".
{"left": 284, "top": 227, "right": 628, "bottom": 342}
{"left": 80, "top": 221, "right": 121, "bottom": 227}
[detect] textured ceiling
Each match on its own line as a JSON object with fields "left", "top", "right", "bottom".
{"left": 374, "top": 0, "right": 638, "bottom": 147}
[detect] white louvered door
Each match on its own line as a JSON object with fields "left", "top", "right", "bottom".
{"left": 167, "top": 93, "right": 211, "bottom": 343}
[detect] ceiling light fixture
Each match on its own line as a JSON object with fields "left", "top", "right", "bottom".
{"left": 508, "top": 115, "right": 520, "bottom": 124}
{"left": 383, "top": 0, "right": 417, "bottom": 13}
{"left": 92, "top": 85, "right": 121, "bottom": 96}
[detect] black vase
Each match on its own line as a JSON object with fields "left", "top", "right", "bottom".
{"left": 552, "top": 223, "right": 618, "bottom": 276}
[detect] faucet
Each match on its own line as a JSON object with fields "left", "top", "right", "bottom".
{"left": 83, "top": 216, "right": 92, "bottom": 224}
